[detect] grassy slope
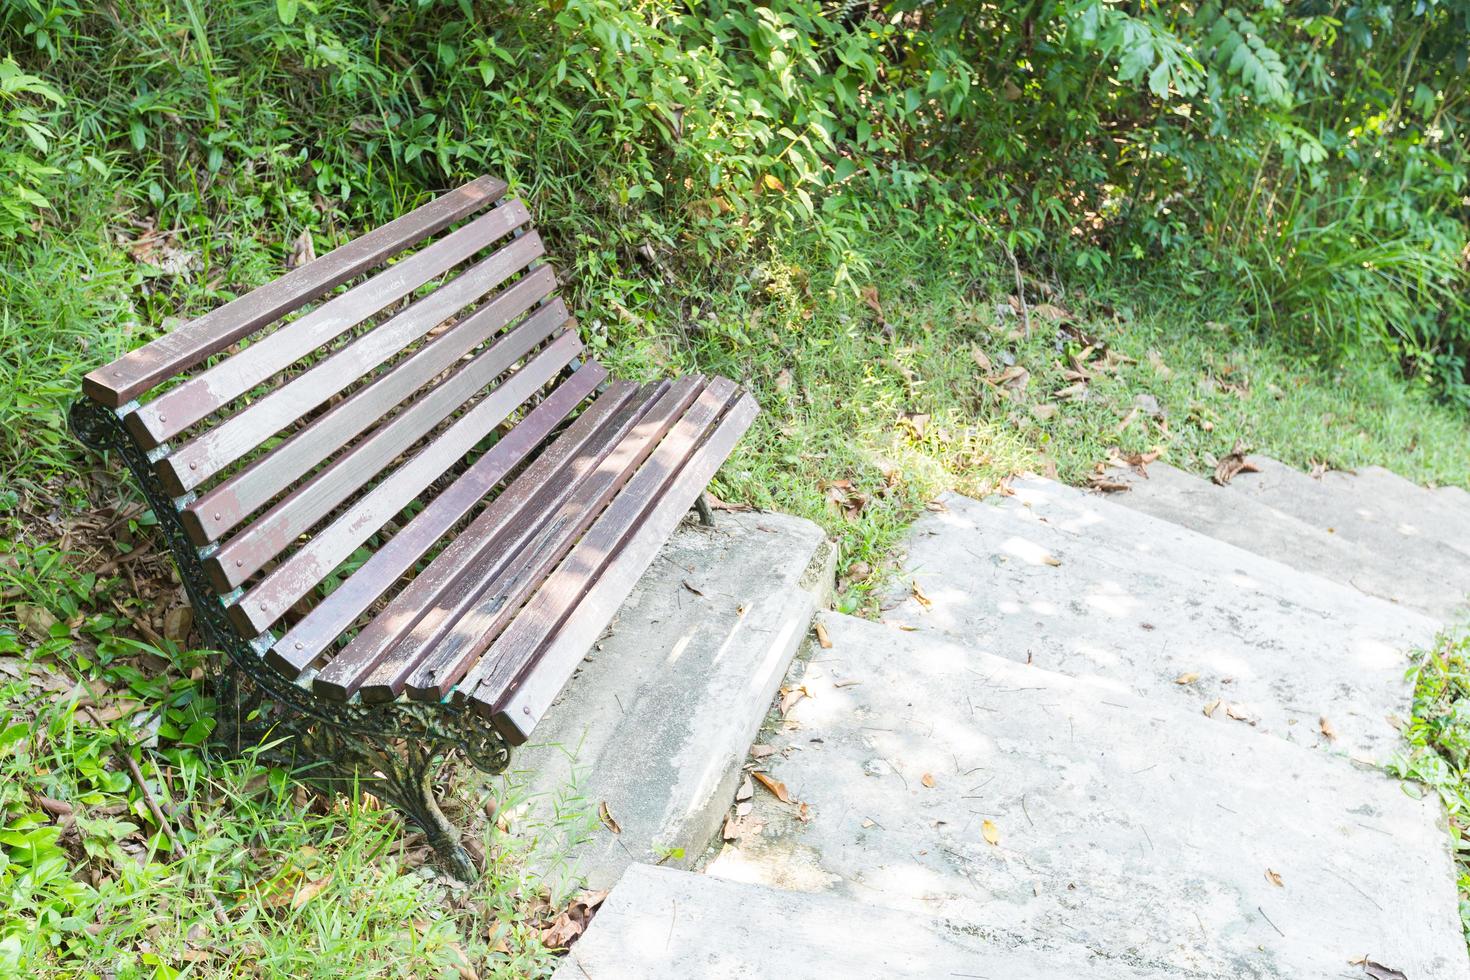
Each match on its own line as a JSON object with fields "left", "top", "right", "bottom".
{"left": 3, "top": 187, "right": 1470, "bottom": 977}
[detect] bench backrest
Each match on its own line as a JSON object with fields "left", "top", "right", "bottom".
{"left": 83, "top": 176, "right": 604, "bottom": 665}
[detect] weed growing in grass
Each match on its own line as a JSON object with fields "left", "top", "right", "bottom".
{"left": 1391, "top": 631, "right": 1470, "bottom": 945}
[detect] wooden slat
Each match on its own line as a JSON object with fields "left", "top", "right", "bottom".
{"left": 125, "top": 199, "right": 531, "bottom": 450}
{"left": 264, "top": 361, "right": 607, "bottom": 679}
{"left": 82, "top": 176, "right": 506, "bottom": 408}
{"left": 309, "top": 379, "right": 654, "bottom": 700}
{"left": 488, "top": 395, "right": 757, "bottom": 743}
{"left": 435, "top": 378, "right": 719, "bottom": 708}
{"left": 179, "top": 296, "right": 570, "bottom": 545}
{"left": 357, "top": 378, "right": 698, "bottom": 703}
{"left": 157, "top": 238, "right": 550, "bottom": 496}
{"left": 202, "top": 294, "right": 570, "bottom": 591}
{"left": 225, "top": 330, "right": 583, "bottom": 637}
{"left": 479, "top": 388, "right": 757, "bottom": 743}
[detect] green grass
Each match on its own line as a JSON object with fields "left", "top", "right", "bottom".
{"left": 3, "top": 186, "right": 1470, "bottom": 976}
{"left": 1392, "top": 631, "right": 1470, "bottom": 944}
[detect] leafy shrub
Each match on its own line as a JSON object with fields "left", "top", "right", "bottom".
{"left": 0, "top": 0, "right": 1467, "bottom": 394}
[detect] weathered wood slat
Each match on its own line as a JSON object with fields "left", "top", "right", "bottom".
{"left": 179, "top": 296, "right": 570, "bottom": 545}
{"left": 226, "top": 330, "right": 582, "bottom": 637}
{"left": 309, "top": 379, "right": 656, "bottom": 700}
{"left": 359, "top": 378, "right": 698, "bottom": 703}
{"left": 264, "top": 361, "right": 607, "bottom": 679}
{"left": 126, "top": 199, "right": 531, "bottom": 450}
{"left": 477, "top": 388, "right": 757, "bottom": 743}
{"left": 157, "top": 238, "right": 550, "bottom": 496}
{"left": 445, "top": 378, "right": 727, "bottom": 709}
{"left": 82, "top": 176, "right": 506, "bottom": 408}
{"left": 202, "top": 294, "right": 569, "bottom": 591}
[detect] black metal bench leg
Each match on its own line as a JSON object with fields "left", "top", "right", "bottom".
{"left": 694, "top": 492, "right": 715, "bottom": 527}
{"left": 70, "top": 397, "right": 508, "bottom": 884}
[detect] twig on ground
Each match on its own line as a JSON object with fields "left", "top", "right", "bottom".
{"left": 81, "top": 704, "right": 230, "bottom": 925}
{"left": 1003, "top": 242, "right": 1032, "bottom": 336}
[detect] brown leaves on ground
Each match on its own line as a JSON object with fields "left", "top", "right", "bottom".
{"left": 778, "top": 684, "right": 810, "bottom": 717}
{"left": 1202, "top": 698, "right": 1256, "bottom": 724}
{"left": 597, "top": 801, "right": 622, "bottom": 835}
{"left": 813, "top": 620, "right": 833, "bottom": 649}
{"left": 1212, "top": 442, "right": 1259, "bottom": 486}
{"left": 1086, "top": 465, "right": 1132, "bottom": 494}
{"left": 981, "top": 819, "right": 1000, "bottom": 846}
{"left": 920, "top": 773, "right": 936, "bottom": 788}
{"left": 820, "top": 478, "right": 868, "bottom": 521}
{"left": 1350, "top": 958, "right": 1408, "bottom": 980}
{"left": 751, "top": 771, "right": 792, "bottom": 804}
{"left": 1319, "top": 716, "right": 1338, "bottom": 742}
{"left": 910, "top": 580, "right": 933, "bottom": 610}
{"left": 540, "top": 888, "right": 609, "bottom": 951}
{"left": 262, "top": 866, "right": 333, "bottom": 910}
{"left": 1265, "top": 868, "right": 1284, "bottom": 887}
{"left": 982, "top": 364, "right": 1031, "bottom": 397}
{"left": 705, "top": 492, "right": 752, "bottom": 513}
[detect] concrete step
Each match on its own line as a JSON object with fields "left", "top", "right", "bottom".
{"left": 1440, "top": 484, "right": 1470, "bottom": 508}
{"left": 554, "top": 863, "right": 1178, "bottom": 979}
{"left": 881, "top": 482, "right": 1437, "bottom": 761}
{"left": 1224, "top": 457, "right": 1470, "bottom": 602}
{"left": 500, "top": 510, "right": 834, "bottom": 892}
{"left": 707, "top": 612, "right": 1466, "bottom": 980}
{"left": 1318, "top": 464, "right": 1470, "bottom": 559}
{"left": 1101, "top": 460, "right": 1467, "bottom": 620}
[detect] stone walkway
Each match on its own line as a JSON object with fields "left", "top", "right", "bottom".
{"left": 552, "top": 458, "right": 1470, "bottom": 978}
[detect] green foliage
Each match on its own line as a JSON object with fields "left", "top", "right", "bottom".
{"left": 2, "top": 1, "right": 1466, "bottom": 394}
{"left": 1392, "top": 631, "right": 1470, "bottom": 943}
{"left": 0, "top": 0, "right": 1468, "bottom": 969}
{"left": 0, "top": 56, "right": 63, "bottom": 238}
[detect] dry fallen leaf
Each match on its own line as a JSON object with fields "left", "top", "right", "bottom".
{"left": 971, "top": 346, "right": 993, "bottom": 372}
{"left": 1174, "top": 672, "right": 1200, "bottom": 685}
{"left": 598, "top": 801, "right": 622, "bottom": 835}
{"left": 1212, "top": 442, "right": 1260, "bottom": 486}
{"left": 921, "top": 773, "right": 935, "bottom": 789}
{"left": 541, "top": 889, "right": 609, "bottom": 950}
{"left": 814, "top": 620, "right": 833, "bottom": 649}
{"left": 1265, "top": 868, "right": 1283, "bottom": 887}
{"left": 1030, "top": 403, "right": 1058, "bottom": 421}
{"left": 986, "top": 365, "right": 1031, "bottom": 391}
{"left": 290, "top": 875, "right": 332, "bottom": 910}
{"left": 1202, "top": 698, "right": 1223, "bottom": 718}
{"left": 1350, "top": 958, "right": 1408, "bottom": 980}
{"left": 779, "top": 685, "right": 810, "bottom": 717}
{"left": 1055, "top": 381, "right": 1090, "bottom": 402}
{"left": 1319, "top": 716, "right": 1338, "bottom": 742}
{"left": 910, "top": 581, "right": 933, "bottom": 610}
{"left": 1042, "top": 554, "right": 1062, "bottom": 567}
{"left": 751, "top": 771, "right": 792, "bottom": 804}
{"left": 1224, "top": 702, "right": 1253, "bottom": 723}
{"left": 15, "top": 603, "right": 57, "bottom": 638}
{"left": 1031, "top": 302, "right": 1072, "bottom": 322}
{"left": 163, "top": 606, "right": 193, "bottom": 643}
{"left": 750, "top": 744, "right": 776, "bottom": 759}
{"left": 982, "top": 819, "right": 1000, "bottom": 846}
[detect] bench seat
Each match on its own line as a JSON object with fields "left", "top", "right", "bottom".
{"left": 74, "top": 175, "right": 757, "bottom": 852}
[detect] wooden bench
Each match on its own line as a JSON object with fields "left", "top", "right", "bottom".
{"left": 70, "top": 175, "right": 757, "bottom": 878}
